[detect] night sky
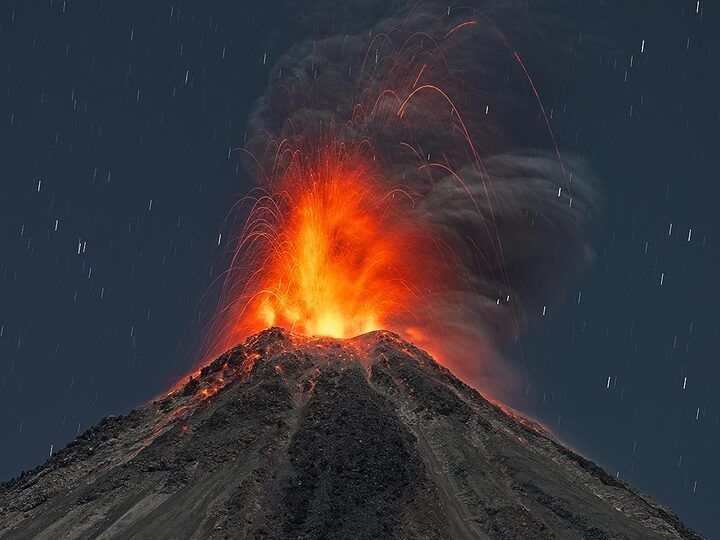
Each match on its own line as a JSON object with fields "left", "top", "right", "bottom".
{"left": 1, "top": 1, "right": 718, "bottom": 538}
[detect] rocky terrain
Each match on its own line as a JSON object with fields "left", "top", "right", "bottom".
{"left": 0, "top": 328, "right": 702, "bottom": 539}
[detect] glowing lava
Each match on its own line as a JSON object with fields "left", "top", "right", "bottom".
{"left": 248, "top": 142, "right": 414, "bottom": 339}
{"left": 201, "top": 138, "right": 432, "bottom": 362}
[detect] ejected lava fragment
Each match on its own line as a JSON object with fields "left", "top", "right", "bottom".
{"left": 0, "top": 329, "right": 701, "bottom": 539}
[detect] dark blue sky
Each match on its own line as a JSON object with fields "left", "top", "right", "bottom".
{"left": 510, "top": 2, "right": 720, "bottom": 536}
{"left": 1, "top": 1, "right": 718, "bottom": 537}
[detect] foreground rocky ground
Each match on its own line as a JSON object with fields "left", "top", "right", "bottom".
{"left": 0, "top": 328, "right": 702, "bottom": 539}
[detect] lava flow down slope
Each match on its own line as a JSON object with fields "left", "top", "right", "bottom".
{"left": 0, "top": 328, "right": 701, "bottom": 539}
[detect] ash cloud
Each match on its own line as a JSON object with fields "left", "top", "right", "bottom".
{"left": 239, "top": 0, "right": 601, "bottom": 393}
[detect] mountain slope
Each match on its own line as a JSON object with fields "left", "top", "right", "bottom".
{"left": 0, "top": 328, "right": 702, "bottom": 539}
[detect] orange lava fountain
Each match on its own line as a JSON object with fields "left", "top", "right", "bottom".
{"left": 246, "top": 143, "right": 417, "bottom": 339}
{"left": 200, "top": 137, "right": 438, "bottom": 363}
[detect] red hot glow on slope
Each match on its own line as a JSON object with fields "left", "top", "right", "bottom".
{"left": 193, "top": 6, "right": 597, "bottom": 396}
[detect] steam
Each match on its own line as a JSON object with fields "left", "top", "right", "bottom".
{"left": 234, "top": 0, "right": 600, "bottom": 393}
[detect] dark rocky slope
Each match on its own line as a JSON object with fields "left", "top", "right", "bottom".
{"left": 0, "top": 328, "right": 702, "bottom": 539}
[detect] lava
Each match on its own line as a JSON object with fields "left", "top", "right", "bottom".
{"left": 245, "top": 142, "right": 417, "bottom": 339}
{"left": 199, "top": 138, "right": 438, "bottom": 364}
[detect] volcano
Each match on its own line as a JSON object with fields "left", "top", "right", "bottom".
{"left": 0, "top": 328, "right": 700, "bottom": 539}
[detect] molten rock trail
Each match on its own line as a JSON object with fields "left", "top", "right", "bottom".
{"left": 0, "top": 329, "right": 701, "bottom": 539}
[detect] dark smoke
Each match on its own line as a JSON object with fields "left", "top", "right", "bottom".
{"left": 239, "top": 0, "right": 601, "bottom": 394}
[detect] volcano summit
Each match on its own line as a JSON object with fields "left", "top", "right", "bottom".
{"left": 0, "top": 329, "right": 700, "bottom": 539}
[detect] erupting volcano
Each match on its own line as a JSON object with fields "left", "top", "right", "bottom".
{"left": 197, "top": 0, "right": 602, "bottom": 393}
{"left": 0, "top": 2, "right": 702, "bottom": 539}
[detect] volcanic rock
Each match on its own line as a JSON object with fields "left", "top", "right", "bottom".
{"left": 0, "top": 328, "right": 702, "bottom": 539}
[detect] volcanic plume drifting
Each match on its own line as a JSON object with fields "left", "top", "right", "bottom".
{"left": 200, "top": 0, "right": 600, "bottom": 395}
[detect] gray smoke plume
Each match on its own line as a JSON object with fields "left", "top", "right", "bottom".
{"left": 232, "top": 0, "right": 600, "bottom": 394}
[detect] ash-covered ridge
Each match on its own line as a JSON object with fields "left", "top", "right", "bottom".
{"left": 0, "top": 328, "right": 701, "bottom": 539}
